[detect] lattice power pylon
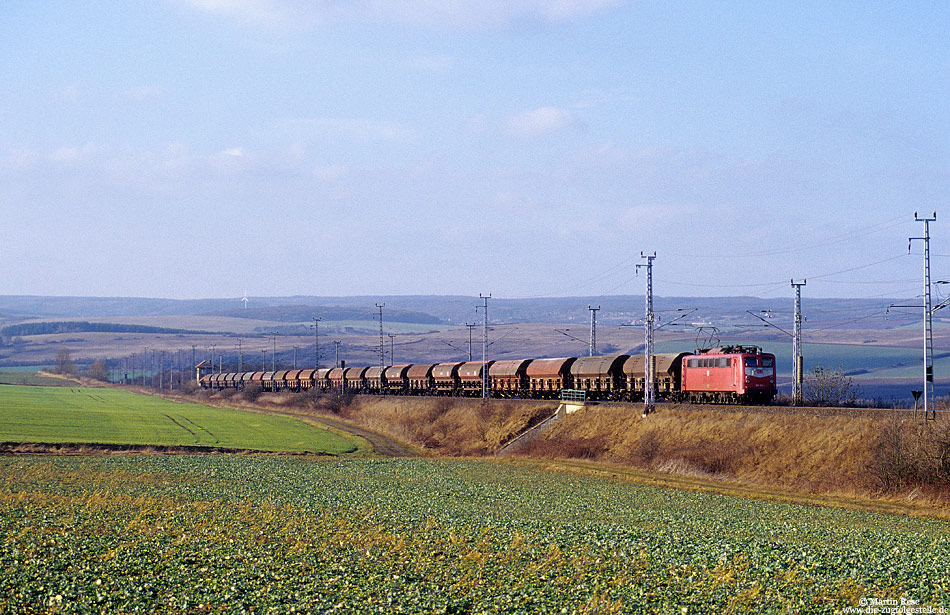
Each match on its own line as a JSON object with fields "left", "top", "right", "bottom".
{"left": 637, "top": 252, "right": 656, "bottom": 416}
{"left": 791, "top": 280, "right": 806, "bottom": 406}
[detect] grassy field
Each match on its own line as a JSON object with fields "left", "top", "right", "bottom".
{"left": 0, "top": 456, "right": 947, "bottom": 613}
{"left": 0, "top": 371, "right": 80, "bottom": 386}
{"left": 0, "top": 385, "right": 358, "bottom": 454}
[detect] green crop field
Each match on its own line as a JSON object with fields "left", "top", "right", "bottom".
{"left": 0, "top": 385, "right": 357, "bottom": 454}
{"left": 1, "top": 456, "right": 947, "bottom": 613}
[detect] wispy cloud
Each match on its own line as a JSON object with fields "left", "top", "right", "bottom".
{"left": 281, "top": 117, "right": 416, "bottom": 143}
{"left": 506, "top": 106, "right": 579, "bottom": 138}
{"left": 179, "top": 0, "right": 624, "bottom": 29}
{"left": 407, "top": 54, "right": 455, "bottom": 73}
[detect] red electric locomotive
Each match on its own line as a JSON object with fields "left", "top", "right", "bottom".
{"left": 680, "top": 346, "right": 776, "bottom": 404}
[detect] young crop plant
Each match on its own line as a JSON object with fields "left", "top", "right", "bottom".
{"left": 0, "top": 456, "right": 947, "bottom": 613}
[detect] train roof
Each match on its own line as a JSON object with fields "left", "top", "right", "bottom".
{"left": 570, "top": 355, "right": 628, "bottom": 377}
{"left": 344, "top": 366, "right": 368, "bottom": 380}
{"left": 407, "top": 363, "right": 436, "bottom": 379}
{"left": 365, "top": 366, "right": 386, "bottom": 379}
{"left": 489, "top": 359, "right": 532, "bottom": 377}
{"left": 623, "top": 353, "right": 688, "bottom": 377}
{"left": 525, "top": 357, "right": 576, "bottom": 377}
{"left": 458, "top": 361, "right": 492, "bottom": 380}
{"left": 691, "top": 345, "right": 766, "bottom": 356}
{"left": 384, "top": 364, "right": 411, "bottom": 379}
{"left": 432, "top": 362, "right": 463, "bottom": 380}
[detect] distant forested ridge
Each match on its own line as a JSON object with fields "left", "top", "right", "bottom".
{"left": 1, "top": 322, "right": 209, "bottom": 336}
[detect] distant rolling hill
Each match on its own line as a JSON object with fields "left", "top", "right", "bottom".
{"left": 203, "top": 304, "right": 443, "bottom": 325}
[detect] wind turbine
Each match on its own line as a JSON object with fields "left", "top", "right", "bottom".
{"left": 242, "top": 290, "right": 248, "bottom": 310}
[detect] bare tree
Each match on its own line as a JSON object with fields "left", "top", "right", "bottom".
{"left": 54, "top": 348, "right": 76, "bottom": 375}
{"left": 86, "top": 359, "right": 109, "bottom": 381}
{"left": 803, "top": 366, "right": 858, "bottom": 407}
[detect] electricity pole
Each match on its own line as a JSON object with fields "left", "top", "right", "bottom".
{"left": 637, "top": 252, "right": 656, "bottom": 416}
{"left": 311, "top": 317, "right": 321, "bottom": 369}
{"left": 588, "top": 305, "right": 601, "bottom": 357}
{"left": 375, "top": 303, "right": 386, "bottom": 368}
{"left": 479, "top": 294, "right": 491, "bottom": 399}
{"left": 910, "top": 211, "right": 937, "bottom": 420}
{"left": 791, "top": 280, "right": 806, "bottom": 406}
{"left": 334, "top": 341, "right": 341, "bottom": 368}
{"left": 237, "top": 338, "right": 243, "bottom": 375}
{"left": 466, "top": 323, "right": 476, "bottom": 361}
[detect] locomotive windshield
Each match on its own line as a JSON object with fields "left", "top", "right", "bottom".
{"left": 744, "top": 357, "right": 757, "bottom": 367}
{"left": 762, "top": 358, "right": 774, "bottom": 368}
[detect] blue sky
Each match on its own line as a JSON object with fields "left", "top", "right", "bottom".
{"left": 1, "top": 1, "right": 947, "bottom": 301}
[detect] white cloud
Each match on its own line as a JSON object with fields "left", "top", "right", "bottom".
{"left": 506, "top": 106, "right": 579, "bottom": 138}
{"left": 179, "top": 0, "right": 624, "bottom": 29}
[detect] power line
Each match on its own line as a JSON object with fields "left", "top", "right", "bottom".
{"left": 667, "top": 214, "right": 909, "bottom": 259}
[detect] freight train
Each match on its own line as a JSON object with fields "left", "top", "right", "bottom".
{"left": 200, "top": 345, "right": 777, "bottom": 405}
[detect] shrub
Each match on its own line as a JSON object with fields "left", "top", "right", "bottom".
{"left": 868, "top": 418, "right": 950, "bottom": 492}
{"left": 242, "top": 383, "right": 264, "bottom": 402}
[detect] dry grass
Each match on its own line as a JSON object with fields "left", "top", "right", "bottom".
{"left": 520, "top": 403, "right": 950, "bottom": 512}
{"left": 337, "top": 396, "right": 557, "bottom": 456}
{"left": 525, "top": 405, "right": 881, "bottom": 490}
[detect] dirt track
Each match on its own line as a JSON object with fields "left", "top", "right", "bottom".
{"left": 303, "top": 414, "right": 415, "bottom": 457}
